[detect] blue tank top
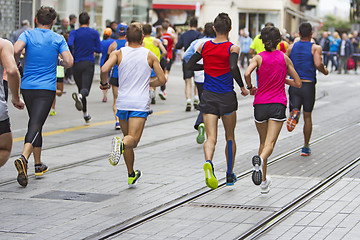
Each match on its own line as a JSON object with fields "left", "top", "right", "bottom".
{"left": 112, "top": 39, "right": 127, "bottom": 78}
{"left": 289, "top": 41, "right": 316, "bottom": 83}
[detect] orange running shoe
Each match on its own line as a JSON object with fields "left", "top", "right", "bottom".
{"left": 287, "top": 109, "right": 300, "bottom": 132}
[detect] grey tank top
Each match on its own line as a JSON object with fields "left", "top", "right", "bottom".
{"left": 0, "top": 65, "right": 9, "bottom": 121}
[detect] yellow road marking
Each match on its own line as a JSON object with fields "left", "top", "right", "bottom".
{"left": 13, "top": 110, "right": 172, "bottom": 143}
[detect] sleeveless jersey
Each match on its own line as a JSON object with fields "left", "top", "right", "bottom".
{"left": 201, "top": 41, "right": 233, "bottom": 93}
{"left": 0, "top": 65, "right": 8, "bottom": 121}
{"left": 116, "top": 46, "right": 152, "bottom": 111}
{"left": 112, "top": 39, "right": 127, "bottom": 78}
{"left": 255, "top": 50, "right": 287, "bottom": 106}
{"left": 143, "top": 36, "right": 160, "bottom": 60}
{"left": 162, "top": 32, "right": 173, "bottom": 59}
{"left": 289, "top": 41, "right": 316, "bottom": 83}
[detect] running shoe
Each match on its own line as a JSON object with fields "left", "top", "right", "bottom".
{"left": 72, "top": 92, "right": 83, "bottom": 111}
{"left": 286, "top": 109, "right": 300, "bottom": 132}
{"left": 185, "top": 102, "right": 191, "bottom": 112}
{"left": 115, "top": 122, "right": 121, "bottom": 130}
{"left": 260, "top": 178, "right": 272, "bottom": 194}
{"left": 102, "top": 97, "right": 107, "bottom": 103}
{"left": 50, "top": 109, "right": 56, "bottom": 116}
{"left": 301, "top": 147, "right": 311, "bottom": 156}
{"left": 14, "top": 156, "right": 28, "bottom": 187}
{"left": 109, "top": 137, "right": 124, "bottom": 166}
{"left": 226, "top": 172, "right": 238, "bottom": 186}
{"left": 35, "top": 163, "right": 49, "bottom": 177}
{"left": 128, "top": 170, "right": 142, "bottom": 188}
{"left": 196, "top": 123, "right": 205, "bottom": 144}
{"left": 203, "top": 160, "right": 218, "bottom": 189}
{"left": 251, "top": 155, "right": 263, "bottom": 185}
{"left": 84, "top": 115, "right": 91, "bottom": 123}
{"left": 158, "top": 90, "right": 167, "bottom": 100}
{"left": 193, "top": 98, "right": 199, "bottom": 109}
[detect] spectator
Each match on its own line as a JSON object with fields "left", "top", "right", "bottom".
{"left": 337, "top": 33, "right": 353, "bottom": 74}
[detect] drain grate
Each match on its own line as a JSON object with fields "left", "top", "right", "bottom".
{"left": 189, "top": 203, "right": 278, "bottom": 212}
{"left": 31, "top": 190, "right": 116, "bottom": 203}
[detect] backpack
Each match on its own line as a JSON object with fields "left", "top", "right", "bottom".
{"left": 347, "top": 58, "right": 355, "bottom": 70}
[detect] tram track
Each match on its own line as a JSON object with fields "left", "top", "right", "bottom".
{"left": 83, "top": 120, "right": 360, "bottom": 240}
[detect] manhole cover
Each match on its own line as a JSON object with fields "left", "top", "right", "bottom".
{"left": 32, "top": 190, "right": 116, "bottom": 202}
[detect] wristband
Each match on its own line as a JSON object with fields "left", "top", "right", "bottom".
{"left": 247, "top": 85, "right": 253, "bottom": 90}
{"left": 100, "top": 81, "right": 108, "bottom": 87}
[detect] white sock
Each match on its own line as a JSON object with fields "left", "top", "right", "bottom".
{"left": 194, "top": 95, "right": 199, "bottom": 101}
{"left": 83, "top": 112, "right": 88, "bottom": 117}
{"left": 186, "top": 98, "right": 191, "bottom": 103}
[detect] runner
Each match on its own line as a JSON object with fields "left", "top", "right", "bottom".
{"left": 13, "top": 6, "right": 73, "bottom": 187}
{"left": 99, "top": 28, "right": 115, "bottom": 104}
{"left": 142, "top": 23, "right": 167, "bottom": 104}
{"left": 0, "top": 38, "right": 24, "bottom": 168}
{"left": 68, "top": 12, "right": 101, "bottom": 123}
{"left": 100, "top": 22, "right": 166, "bottom": 188}
{"left": 175, "top": 17, "right": 202, "bottom": 111}
{"left": 159, "top": 20, "right": 175, "bottom": 100}
{"left": 187, "top": 13, "right": 248, "bottom": 189}
{"left": 286, "top": 22, "right": 329, "bottom": 156}
{"left": 244, "top": 26, "right": 301, "bottom": 193}
{"left": 49, "top": 61, "right": 65, "bottom": 116}
{"left": 183, "top": 22, "right": 215, "bottom": 144}
{"left": 106, "top": 23, "right": 127, "bottom": 130}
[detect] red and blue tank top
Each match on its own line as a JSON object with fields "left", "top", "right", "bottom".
{"left": 201, "top": 41, "right": 233, "bottom": 93}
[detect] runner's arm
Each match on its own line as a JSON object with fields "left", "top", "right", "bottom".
{"left": 13, "top": 40, "right": 26, "bottom": 64}
{"left": 1, "top": 39, "right": 24, "bottom": 110}
{"left": 186, "top": 43, "right": 204, "bottom": 71}
{"left": 59, "top": 51, "right": 73, "bottom": 68}
{"left": 100, "top": 50, "right": 119, "bottom": 88}
{"left": 313, "top": 45, "right": 329, "bottom": 75}
{"left": 230, "top": 45, "right": 248, "bottom": 96}
{"left": 284, "top": 55, "right": 302, "bottom": 88}
{"left": 155, "top": 38, "right": 167, "bottom": 59}
{"left": 148, "top": 51, "right": 167, "bottom": 87}
{"left": 244, "top": 55, "right": 260, "bottom": 95}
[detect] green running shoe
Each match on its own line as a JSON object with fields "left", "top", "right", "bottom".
{"left": 196, "top": 123, "right": 205, "bottom": 144}
{"left": 109, "top": 137, "right": 124, "bottom": 166}
{"left": 203, "top": 160, "right": 218, "bottom": 189}
{"left": 128, "top": 170, "right": 142, "bottom": 188}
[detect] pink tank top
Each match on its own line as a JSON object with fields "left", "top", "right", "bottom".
{"left": 254, "top": 50, "right": 287, "bottom": 106}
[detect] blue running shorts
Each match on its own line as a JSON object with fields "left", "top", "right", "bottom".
{"left": 116, "top": 110, "right": 149, "bottom": 122}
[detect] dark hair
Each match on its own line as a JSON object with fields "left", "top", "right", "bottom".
{"left": 143, "top": 23, "right": 152, "bottom": 35}
{"left": 213, "top": 13, "right": 231, "bottom": 35}
{"left": 36, "top": 6, "right": 57, "bottom": 25}
{"left": 155, "top": 26, "right": 163, "bottom": 39}
{"left": 69, "top": 14, "right": 76, "bottom": 21}
{"left": 79, "top": 12, "right": 90, "bottom": 25}
{"left": 189, "top": 17, "right": 198, "bottom": 28}
{"left": 260, "top": 26, "right": 282, "bottom": 51}
{"left": 265, "top": 22, "right": 274, "bottom": 27}
{"left": 299, "top": 22, "right": 312, "bottom": 38}
{"left": 203, "top": 22, "right": 215, "bottom": 38}
{"left": 126, "top": 22, "right": 143, "bottom": 43}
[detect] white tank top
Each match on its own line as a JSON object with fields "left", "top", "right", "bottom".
{"left": 0, "top": 65, "right": 8, "bottom": 121}
{"left": 116, "top": 46, "right": 151, "bottom": 111}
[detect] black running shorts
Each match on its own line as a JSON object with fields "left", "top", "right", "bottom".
{"left": 182, "top": 60, "right": 194, "bottom": 79}
{"left": 109, "top": 77, "right": 119, "bottom": 87}
{"left": 254, "top": 103, "right": 286, "bottom": 123}
{"left": 0, "top": 118, "right": 11, "bottom": 135}
{"left": 198, "top": 90, "right": 238, "bottom": 117}
{"left": 288, "top": 82, "right": 316, "bottom": 113}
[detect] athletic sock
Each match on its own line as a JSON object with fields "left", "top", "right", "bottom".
{"left": 194, "top": 95, "right": 199, "bottom": 101}
{"left": 186, "top": 98, "right": 191, "bottom": 103}
{"left": 83, "top": 112, "right": 88, "bottom": 117}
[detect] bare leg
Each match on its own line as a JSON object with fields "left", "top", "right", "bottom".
{"left": 203, "top": 113, "right": 218, "bottom": 161}
{"left": 118, "top": 117, "right": 146, "bottom": 174}
{"left": 33, "top": 147, "right": 42, "bottom": 165}
{"left": 0, "top": 132, "right": 12, "bottom": 168}
{"left": 112, "top": 86, "right": 119, "bottom": 122}
{"left": 256, "top": 120, "right": 284, "bottom": 181}
{"left": 22, "top": 143, "right": 33, "bottom": 160}
{"left": 221, "top": 112, "right": 237, "bottom": 174}
{"left": 184, "top": 78, "right": 192, "bottom": 100}
{"left": 303, "top": 111, "right": 312, "bottom": 146}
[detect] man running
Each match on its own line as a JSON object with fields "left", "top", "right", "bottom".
{"left": 0, "top": 38, "right": 24, "bottom": 168}
{"left": 187, "top": 13, "right": 248, "bottom": 189}
{"left": 13, "top": 6, "right": 73, "bottom": 187}
{"left": 175, "top": 17, "right": 202, "bottom": 111}
{"left": 142, "top": 23, "right": 167, "bottom": 104}
{"left": 286, "top": 22, "right": 329, "bottom": 156}
{"left": 68, "top": 12, "right": 101, "bottom": 123}
{"left": 100, "top": 22, "right": 166, "bottom": 188}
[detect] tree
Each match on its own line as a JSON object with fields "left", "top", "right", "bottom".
{"left": 323, "top": 15, "right": 351, "bottom": 32}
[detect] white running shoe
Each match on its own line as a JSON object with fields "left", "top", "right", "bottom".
{"left": 159, "top": 90, "right": 167, "bottom": 100}
{"left": 109, "top": 137, "right": 123, "bottom": 166}
{"left": 260, "top": 178, "right": 272, "bottom": 194}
